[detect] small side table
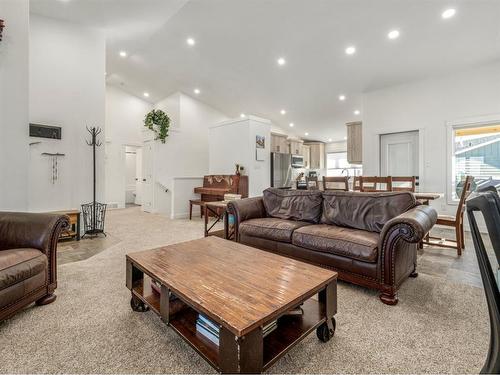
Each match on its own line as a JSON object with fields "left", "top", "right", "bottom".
{"left": 48, "top": 209, "right": 81, "bottom": 241}
{"left": 204, "top": 202, "right": 235, "bottom": 240}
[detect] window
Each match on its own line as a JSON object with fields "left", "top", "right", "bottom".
{"left": 326, "top": 152, "right": 362, "bottom": 177}
{"left": 451, "top": 123, "right": 500, "bottom": 200}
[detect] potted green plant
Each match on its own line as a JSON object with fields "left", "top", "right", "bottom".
{"left": 144, "top": 109, "right": 170, "bottom": 143}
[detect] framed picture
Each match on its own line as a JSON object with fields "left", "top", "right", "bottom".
{"left": 256, "top": 135, "right": 265, "bottom": 149}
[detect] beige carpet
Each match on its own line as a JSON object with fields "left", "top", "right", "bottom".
{"left": 0, "top": 208, "right": 490, "bottom": 374}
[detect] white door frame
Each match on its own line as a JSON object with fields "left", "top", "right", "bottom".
{"left": 375, "top": 127, "right": 426, "bottom": 191}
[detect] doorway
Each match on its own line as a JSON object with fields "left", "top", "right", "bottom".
{"left": 380, "top": 131, "right": 419, "bottom": 177}
{"left": 125, "top": 146, "right": 142, "bottom": 207}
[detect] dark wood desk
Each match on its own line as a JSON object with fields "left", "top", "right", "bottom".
{"left": 126, "top": 237, "right": 337, "bottom": 373}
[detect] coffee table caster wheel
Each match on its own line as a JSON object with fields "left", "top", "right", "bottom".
{"left": 130, "top": 296, "right": 149, "bottom": 312}
{"left": 316, "top": 317, "right": 336, "bottom": 342}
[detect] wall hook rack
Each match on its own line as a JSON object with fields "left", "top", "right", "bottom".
{"left": 0, "top": 19, "right": 5, "bottom": 42}
{"left": 41, "top": 152, "right": 66, "bottom": 184}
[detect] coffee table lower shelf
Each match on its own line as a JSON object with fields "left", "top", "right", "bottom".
{"left": 130, "top": 276, "right": 330, "bottom": 372}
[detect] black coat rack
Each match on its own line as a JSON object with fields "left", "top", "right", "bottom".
{"left": 82, "top": 126, "right": 107, "bottom": 238}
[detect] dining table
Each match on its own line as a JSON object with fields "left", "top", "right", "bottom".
{"left": 413, "top": 192, "right": 443, "bottom": 205}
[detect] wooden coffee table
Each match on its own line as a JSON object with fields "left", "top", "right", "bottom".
{"left": 126, "top": 236, "right": 338, "bottom": 373}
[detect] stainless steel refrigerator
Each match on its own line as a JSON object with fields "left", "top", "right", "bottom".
{"left": 271, "top": 152, "right": 292, "bottom": 188}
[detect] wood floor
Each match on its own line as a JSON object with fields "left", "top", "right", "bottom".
{"left": 58, "top": 207, "right": 498, "bottom": 289}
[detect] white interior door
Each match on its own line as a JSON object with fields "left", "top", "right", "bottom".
{"left": 142, "top": 141, "right": 154, "bottom": 212}
{"left": 135, "top": 148, "right": 143, "bottom": 205}
{"left": 380, "top": 131, "right": 419, "bottom": 177}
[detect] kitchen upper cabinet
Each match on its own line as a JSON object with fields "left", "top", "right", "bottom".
{"left": 271, "top": 134, "right": 289, "bottom": 153}
{"left": 305, "top": 142, "right": 325, "bottom": 169}
{"left": 289, "top": 139, "right": 303, "bottom": 155}
{"left": 302, "top": 145, "right": 310, "bottom": 168}
{"left": 346, "top": 121, "right": 362, "bottom": 164}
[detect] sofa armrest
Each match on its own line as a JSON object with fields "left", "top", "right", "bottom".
{"left": 0, "top": 212, "right": 70, "bottom": 254}
{"left": 380, "top": 205, "right": 437, "bottom": 245}
{"left": 227, "top": 197, "right": 266, "bottom": 239}
{"left": 379, "top": 205, "right": 437, "bottom": 287}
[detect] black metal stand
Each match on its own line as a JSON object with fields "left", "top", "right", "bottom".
{"left": 82, "top": 127, "right": 107, "bottom": 238}
{"left": 466, "top": 191, "right": 500, "bottom": 374}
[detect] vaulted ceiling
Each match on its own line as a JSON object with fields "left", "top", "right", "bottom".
{"left": 30, "top": 0, "right": 500, "bottom": 141}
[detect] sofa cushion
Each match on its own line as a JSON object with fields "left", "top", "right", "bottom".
{"left": 239, "top": 218, "right": 312, "bottom": 243}
{"left": 321, "top": 191, "right": 416, "bottom": 233}
{"left": 263, "top": 188, "right": 323, "bottom": 223}
{"left": 0, "top": 248, "right": 47, "bottom": 290}
{"left": 292, "top": 224, "right": 380, "bottom": 263}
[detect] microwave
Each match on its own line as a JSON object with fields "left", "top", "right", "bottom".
{"left": 291, "top": 154, "right": 304, "bottom": 168}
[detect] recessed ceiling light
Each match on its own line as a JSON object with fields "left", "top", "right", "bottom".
{"left": 187, "top": 37, "right": 196, "bottom": 46}
{"left": 305, "top": 132, "right": 309, "bottom": 136}
{"left": 442, "top": 8, "right": 456, "bottom": 19}
{"left": 119, "top": 51, "right": 127, "bottom": 57}
{"left": 277, "top": 57, "right": 286, "bottom": 66}
{"left": 345, "top": 46, "right": 356, "bottom": 55}
{"left": 344, "top": 136, "right": 347, "bottom": 140}
{"left": 387, "top": 29, "right": 400, "bottom": 40}
{"left": 143, "top": 92, "right": 150, "bottom": 98}
{"left": 354, "top": 110, "right": 361, "bottom": 115}
{"left": 280, "top": 109, "right": 287, "bottom": 115}
{"left": 194, "top": 88, "right": 200, "bottom": 95}
{"left": 328, "top": 138, "right": 332, "bottom": 142}
{"left": 339, "top": 95, "right": 346, "bottom": 101}
{"left": 240, "top": 113, "right": 246, "bottom": 118}
{"left": 289, "top": 123, "right": 294, "bottom": 127}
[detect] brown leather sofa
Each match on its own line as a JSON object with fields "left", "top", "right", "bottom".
{"left": 228, "top": 188, "right": 437, "bottom": 305}
{"left": 0, "top": 212, "right": 69, "bottom": 321}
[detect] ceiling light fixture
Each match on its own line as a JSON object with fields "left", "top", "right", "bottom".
{"left": 442, "top": 8, "right": 456, "bottom": 19}
{"left": 344, "top": 136, "right": 347, "bottom": 140}
{"left": 119, "top": 51, "right": 127, "bottom": 57}
{"left": 304, "top": 132, "right": 309, "bottom": 136}
{"left": 345, "top": 46, "right": 356, "bottom": 55}
{"left": 280, "top": 109, "right": 287, "bottom": 115}
{"left": 339, "top": 95, "right": 346, "bottom": 101}
{"left": 354, "top": 110, "right": 361, "bottom": 115}
{"left": 387, "top": 29, "right": 400, "bottom": 40}
{"left": 143, "top": 92, "right": 150, "bottom": 98}
{"left": 240, "top": 113, "right": 246, "bottom": 118}
{"left": 187, "top": 37, "right": 196, "bottom": 46}
{"left": 277, "top": 57, "right": 286, "bottom": 66}
{"left": 328, "top": 138, "right": 332, "bottom": 142}
{"left": 194, "top": 88, "right": 200, "bottom": 95}
{"left": 289, "top": 123, "right": 294, "bottom": 127}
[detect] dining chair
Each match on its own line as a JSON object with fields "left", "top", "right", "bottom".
{"left": 353, "top": 176, "right": 361, "bottom": 191}
{"left": 392, "top": 176, "right": 417, "bottom": 192}
{"left": 323, "top": 176, "right": 349, "bottom": 191}
{"left": 426, "top": 175, "right": 473, "bottom": 255}
{"left": 359, "top": 176, "right": 393, "bottom": 192}
{"left": 466, "top": 190, "right": 500, "bottom": 373}
{"left": 306, "top": 176, "right": 319, "bottom": 190}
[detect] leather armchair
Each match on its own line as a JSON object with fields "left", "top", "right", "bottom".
{"left": 0, "top": 212, "right": 69, "bottom": 321}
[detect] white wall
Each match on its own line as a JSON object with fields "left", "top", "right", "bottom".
{"left": 363, "top": 62, "right": 500, "bottom": 215}
{"left": 0, "top": 0, "right": 29, "bottom": 211}
{"left": 209, "top": 116, "right": 271, "bottom": 197}
{"left": 150, "top": 92, "right": 229, "bottom": 217}
{"left": 105, "top": 86, "right": 151, "bottom": 208}
{"left": 28, "top": 15, "right": 106, "bottom": 212}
